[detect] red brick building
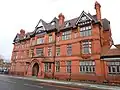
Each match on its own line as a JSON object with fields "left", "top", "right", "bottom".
{"left": 10, "top": 1, "right": 120, "bottom": 83}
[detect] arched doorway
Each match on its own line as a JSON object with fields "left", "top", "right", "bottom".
{"left": 32, "top": 63, "right": 39, "bottom": 76}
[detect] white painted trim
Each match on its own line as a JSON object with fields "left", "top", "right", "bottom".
{"left": 103, "top": 58, "right": 120, "bottom": 60}
{"left": 76, "top": 11, "right": 92, "bottom": 25}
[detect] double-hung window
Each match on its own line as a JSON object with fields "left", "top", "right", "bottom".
{"left": 36, "top": 48, "right": 44, "bottom": 56}
{"left": 80, "top": 25, "right": 92, "bottom": 37}
{"left": 67, "top": 44, "right": 72, "bottom": 56}
{"left": 55, "top": 61, "right": 60, "bottom": 72}
{"left": 62, "top": 31, "right": 71, "bottom": 40}
{"left": 56, "top": 47, "right": 60, "bottom": 56}
{"left": 49, "top": 35, "right": 53, "bottom": 43}
{"left": 66, "top": 61, "right": 71, "bottom": 73}
{"left": 44, "top": 63, "right": 51, "bottom": 72}
{"left": 82, "top": 41, "right": 92, "bottom": 54}
{"left": 48, "top": 47, "right": 52, "bottom": 56}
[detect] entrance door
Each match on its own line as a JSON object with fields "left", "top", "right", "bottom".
{"left": 32, "top": 63, "right": 39, "bottom": 76}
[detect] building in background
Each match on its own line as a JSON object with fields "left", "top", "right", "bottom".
{"left": 10, "top": 1, "right": 120, "bottom": 84}
{"left": 0, "top": 57, "right": 4, "bottom": 69}
{"left": 0, "top": 55, "right": 10, "bottom": 74}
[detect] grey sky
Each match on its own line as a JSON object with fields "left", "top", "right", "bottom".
{"left": 0, "top": 0, "right": 119, "bottom": 60}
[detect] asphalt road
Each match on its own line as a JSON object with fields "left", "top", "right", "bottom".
{"left": 0, "top": 75, "right": 96, "bottom": 90}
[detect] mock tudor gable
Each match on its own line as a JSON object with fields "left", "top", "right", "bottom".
{"left": 35, "top": 19, "right": 47, "bottom": 34}
{"left": 13, "top": 33, "right": 20, "bottom": 43}
{"left": 76, "top": 11, "right": 92, "bottom": 25}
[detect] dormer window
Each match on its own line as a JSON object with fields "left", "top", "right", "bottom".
{"left": 51, "top": 21, "right": 55, "bottom": 25}
{"left": 65, "top": 22, "right": 70, "bottom": 27}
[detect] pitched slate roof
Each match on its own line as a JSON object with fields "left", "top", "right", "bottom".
{"left": 13, "top": 11, "right": 111, "bottom": 43}
{"left": 102, "top": 18, "right": 110, "bottom": 31}
{"left": 60, "top": 17, "right": 78, "bottom": 30}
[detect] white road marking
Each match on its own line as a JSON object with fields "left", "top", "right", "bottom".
{"left": 24, "top": 83, "right": 43, "bottom": 88}
{"left": 0, "top": 80, "right": 16, "bottom": 84}
{"left": 6, "top": 80, "right": 16, "bottom": 84}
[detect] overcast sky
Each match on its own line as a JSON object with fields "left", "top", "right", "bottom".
{"left": 0, "top": 0, "right": 119, "bottom": 61}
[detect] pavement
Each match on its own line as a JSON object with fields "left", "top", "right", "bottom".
{"left": 0, "top": 74, "right": 120, "bottom": 90}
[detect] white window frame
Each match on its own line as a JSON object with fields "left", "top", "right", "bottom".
{"left": 49, "top": 35, "right": 53, "bottom": 43}
{"left": 48, "top": 47, "right": 52, "bottom": 56}
{"left": 107, "top": 61, "right": 120, "bottom": 74}
{"left": 56, "top": 47, "right": 60, "bottom": 56}
{"left": 37, "top": 37, "right": 44, "bottom": 44}
{"left": 79, "top": 61, "right": 95, "bottom": 73}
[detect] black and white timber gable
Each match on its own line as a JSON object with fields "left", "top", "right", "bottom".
{"left": 13, "top": 33, "right": 20, "bottom": 43}
{"left": 13, "top": 10, "right": 111, "bottom": 43}
{"left": 35, "top": 19, "right": 47, "bottom": 34}
{"left": 75, "top": 11, "right": 97, "bottom": 26}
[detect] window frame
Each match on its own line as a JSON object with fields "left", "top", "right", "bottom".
{"left": 48, "top": 47, "right": 52, "bottom": 56}
{"left": 56, "top": 47, "right": 60, "bottom": 56}
{"left": 79, "top": 61, "right": 95, "bottom": 73}
{"left": 36, "top": 48, "right": 44, "bottom": 56}
{"left": 80, "top": 25, "right": 92, "bottom": 37}
{"left": 67, "top": 44, "right": 72, "bottom": 56}
{"left": 66, "top": 61, "right": 72, "bottom": 73}
{"left": 37, "top": 37, "right": 44, "bottom": 44}
{"left": 44, "top": 63, "right": 52, "bottom": 72}
{"left": 62, "top": 30, "right": 71, "bottom": 40}
{"left": 49, "top": 35, "right": 53, "bottom": 43}
{"left": 82, "top": 40, "right": 92, "bottom": 54}
{"left": 55, "top": 61, "right": 60, "bottom": 72}
{"left": 107, "top": 61, "right": 120, "bottom": 74}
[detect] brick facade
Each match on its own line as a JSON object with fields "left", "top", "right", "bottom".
{"left": 10, "top": 1, "right": 120, "bottom": 84}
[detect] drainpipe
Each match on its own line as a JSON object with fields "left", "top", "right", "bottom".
{"left": 53, "top": 22, "right": 57, "bottom": 79}
{"left": 53, "top": 33, "right": 56, "bottom": 79}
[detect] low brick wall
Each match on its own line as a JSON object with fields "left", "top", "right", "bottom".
{"left": 106, "top": 75, "right": 120, "bottom": 84}
{"left": 9, "top": 71, "right": 24, "bottom": 76}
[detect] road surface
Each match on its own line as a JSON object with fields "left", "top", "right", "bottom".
{"left": 0, "top": 75, "right": 99, "bottom": 90}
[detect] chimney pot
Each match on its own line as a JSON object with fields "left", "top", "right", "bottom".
{"left": 20, "top": 29, "right": 25, "bottom": 34}
{"left": 58, "top": 13, "right": 65, "bottom": 25}
{"left": 95, "top": 1, "right": 101, "bottom": 21}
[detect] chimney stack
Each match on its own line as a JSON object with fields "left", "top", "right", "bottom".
{"left": 95, "top": 1, "right": 101, "bottom": 22}
{"left": 20, "top": 29, "right": 25, "bottom": 37}
{"left": 58, "top": 13, "right": 65, "bottom": 25}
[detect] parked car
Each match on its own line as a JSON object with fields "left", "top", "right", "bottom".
{"left": 0, "top": 68, "right": 8, "bottom": 74}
